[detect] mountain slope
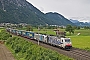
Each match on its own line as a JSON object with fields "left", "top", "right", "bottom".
{"left": 69, "top": 19, "right": 90, "bottom": 26}
{"left": 0, "top": 0, "right": 74, "bottom": 26}
{"left": 0, "top": 0, "right": 49, "bottom": 25}
{"left": 69, "top": 19, "right": 79, "bottom": 23}
{"left": 45, "top": 12, "right": 74, "bottom": 25}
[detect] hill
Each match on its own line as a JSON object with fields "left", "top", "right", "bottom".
{"left": 70, "top": 19, "right": 90, "bottom": 26}
{"left": 45, "top": 12, "right": 74, "bottom": 26}
{"left": 0, "top": 0, "right": 74, "bottom": 26}
{"left": 69, "top": 19, "right": 79, "bottom": 23}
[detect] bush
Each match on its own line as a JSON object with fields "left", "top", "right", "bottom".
{"left": 0, "top": 30, "right": 12, "bottom": 40}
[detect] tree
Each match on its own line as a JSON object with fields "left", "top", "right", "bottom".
{"left": 77, "top": 26, "right": 80, "bottom": 30}
{"left": 84, "top": 26, "right": 90, "bottom": 29}
{"left": 26, "top": 25, "right": 33, "bottom": 31}
{"left": 65, "top": 24, "right": 74, "bottom": 35}
{"left": 73, "top": 26, "right": 80, "bottom": 30}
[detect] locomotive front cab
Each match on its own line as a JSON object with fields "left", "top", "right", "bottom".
{"left": 60, "top": 38, "right": 72, "bottom": 50}
{"left": 64, "top": 38, "right": 72, "bottom": 49}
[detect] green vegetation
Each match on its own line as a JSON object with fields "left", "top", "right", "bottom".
{"left": 6, "top": 36, "right": 73, "bottom": 60}
{"left": 0, "top": 29, "right": 73, "bottom": 60}
{"left": 74, "top": 29, "right": 90, "bottom": 36}
{"left": 26, "top": 25, "right": 33, "bottom": 31}
{"left": 0, "top": 29, "right": 12, "bottom": 40}
{"left": 0, "top": 27, "right": 5, "bottom": 32}
{"left": 33, "top": 28, "right": 90, "bottom": 36}
{"left": 70, "top": 36, "right": 90, "bottom": 51}
{"left": 33, "top": 28, "right": 56, "bottom": 35}
{"left": 0, "top": 27, "right": 90, "bottom": 60}
{"left": 65, "top": 25, "right": 74, "bottom": 34}
{"left": 18, "top": 25, "right": 90, "bottom": 36}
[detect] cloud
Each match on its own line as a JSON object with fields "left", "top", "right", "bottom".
{"left": 27, "top": 0, "right": 90, "bottom": 22}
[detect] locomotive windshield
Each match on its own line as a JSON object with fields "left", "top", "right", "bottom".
{"left": 65, "top": 39, "right": 70, "bottom": 42}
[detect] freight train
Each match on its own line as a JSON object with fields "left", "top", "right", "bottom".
{"left": 6, "top": 28, "right": 72, "bottom": 50}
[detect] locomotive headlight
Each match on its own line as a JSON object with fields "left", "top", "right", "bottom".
{"left": 66, "top": 44, "right": 72, "bottom": 46}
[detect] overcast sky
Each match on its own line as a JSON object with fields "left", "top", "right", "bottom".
{"left": 26, "top": 0, "right": 90, "bottom": 22}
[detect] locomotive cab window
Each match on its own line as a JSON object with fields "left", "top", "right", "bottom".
{"left": 65, "top": 39, "right": 70, "bottom": 42}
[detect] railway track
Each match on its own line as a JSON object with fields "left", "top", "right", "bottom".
{"left": 69, "top": 48, "right": 90, "bottom": 60}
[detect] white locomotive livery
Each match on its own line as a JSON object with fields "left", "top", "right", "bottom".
{"left": 6, "top": 28, "right": 72, "bottom": 50}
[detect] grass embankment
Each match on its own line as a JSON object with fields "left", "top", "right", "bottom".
{"left": 0, "top": 28, "right": 12, "bottom": 41}
{"left": 0, "top": 27, "right": 5, "bottom": 32}
{"left": 6, "top": 36, "right": 73, "bottom": 60}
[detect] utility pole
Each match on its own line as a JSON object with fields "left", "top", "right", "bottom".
{"left": 38, "top": 26, "right": 39, "bottom": 45}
